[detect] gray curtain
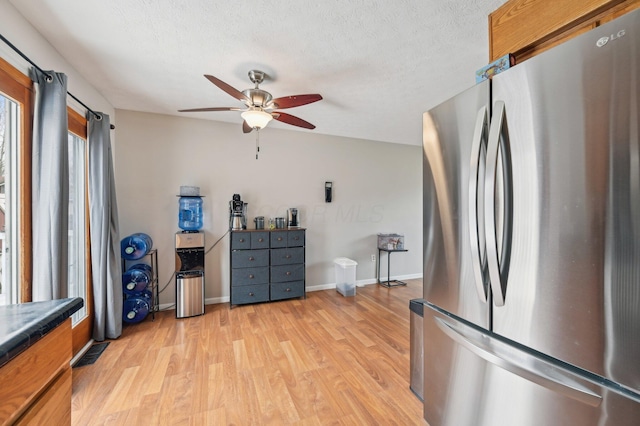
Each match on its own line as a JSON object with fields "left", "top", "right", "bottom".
{"left": 30, "top": 68, "right": 69, "bottom": 301}
{"left": 88, "top": 113, "right": 122, "bottom": 341}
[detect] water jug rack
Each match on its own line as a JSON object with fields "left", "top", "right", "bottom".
{"left": 121, "top": 249, "right": 159, "bottom": 321}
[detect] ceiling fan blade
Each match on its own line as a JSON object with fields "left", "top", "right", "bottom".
{"left": 242, "top": 120, "right": 253, "bottom": 133}
{"left": 178, "top": 107, "right": 242, "bottom": 112}
{"left": 272, "top": 94, "right": 322, "bottom": 109}
{"left": 272, "top": 111, "right": 316, "bottom": 129}
{"left": 204, "top": 74, "right": 250, "bottom": 102}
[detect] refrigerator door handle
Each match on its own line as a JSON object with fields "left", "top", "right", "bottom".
{"left": 468, "top": 106, "right": 490, "bottom": 302}
{"left": 485, "top": 100, "right": 514, "bottom": 306}
{"left": 431, "top": 311, "right": 603, "bottom": 408}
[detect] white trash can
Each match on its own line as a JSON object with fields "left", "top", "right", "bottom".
{"left": 334, "top": 257, "right": 358, "bottom": 297}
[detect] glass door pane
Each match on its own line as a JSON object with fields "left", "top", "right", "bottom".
{"left": 68, "top": 132, "right": 87, "bottom": 323}
{"left": 0, "top": 94, "right": 19, "bottom": 306}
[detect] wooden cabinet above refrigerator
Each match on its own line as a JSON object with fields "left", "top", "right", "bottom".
{"left": 489, "top": 0, "right": 640, "bottom": 63}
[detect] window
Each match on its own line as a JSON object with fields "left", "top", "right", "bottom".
{"left": 67, "top": 108, "right": 93, "bottom": 351}
{"left": 1, "top": 56, "right": 93, "bottom": 353}
{"left": 0, "top": 94, "right": 20, "bottom": 305}
{"left": 0, "top": 57, "right": 31, "bottom": 306}
{"left": 68, "top": 122, "right": 87, "bottom": 324}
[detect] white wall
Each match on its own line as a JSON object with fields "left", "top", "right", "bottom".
{"left": 0, "top": 0, "right": 115, "bottom": 122}
{"left": 114, "top": 110, "right": 423, "bottom": 306}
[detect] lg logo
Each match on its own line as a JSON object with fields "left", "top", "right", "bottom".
{"left": 596, "top": 29, "right": 626, "bottom": 47}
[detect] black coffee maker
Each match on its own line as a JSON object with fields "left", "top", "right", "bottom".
{"left": 229, "top": 194, "right": 247, "bottom": 230}
{"left": 287, "top": 208, "right": 300, "bottom": 227}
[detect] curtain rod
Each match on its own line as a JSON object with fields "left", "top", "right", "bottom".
{"left": 0, "top": 33, "right": 115, "bottom": 130}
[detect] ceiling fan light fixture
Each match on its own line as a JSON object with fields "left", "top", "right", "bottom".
{"left": 180, "top": 72, "right": 322, "bottom": 133}
{"left": 241, "top": 109, "right": 273, "bottom": 129}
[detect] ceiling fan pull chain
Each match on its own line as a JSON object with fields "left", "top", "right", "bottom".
{"left": 256, "top": 129, "right": 260, "bottom": 160}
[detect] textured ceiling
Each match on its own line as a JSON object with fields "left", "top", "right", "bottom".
{"left": 9, "top": 0, "right": 507, "bottom": 146}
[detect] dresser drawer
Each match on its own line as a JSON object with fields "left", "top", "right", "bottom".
{"left": 288, "top": 230, "right": 305, "bottom": 247}
{"left": 270, "top": 231, "right": 288, "bottom": 248}
{"left": 231, "top": 284, "right": 269, "bottom": 305}
{"left": 270, "top": 247, "right": 304, "bottom": 266}
{"left": 231, "top": 249, "right": 269, "bottom": 268}
{"left": 270, "top": 281, "right": 305, "bottom": 301}
{"left": 271, "top": 264, "right": 304, "bottom": 283}
{"left": 251, "top": 232, "right": 270, "bottom": 249}
{"left": 231, "top": 232, "right": 251, "bottom": 249}
{"left": 231, "top": 266, "right": 269, "bottom": 286}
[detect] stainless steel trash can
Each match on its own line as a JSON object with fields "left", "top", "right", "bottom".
{"left": 410, "top": 298, "right": 425, "bottom": 401}
{"left": 176, "top": 272, "right": 204, "bottom": 318}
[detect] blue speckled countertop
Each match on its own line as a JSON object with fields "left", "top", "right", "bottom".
{"left": 0, "top": 298, "right": 84, "bottom": 368}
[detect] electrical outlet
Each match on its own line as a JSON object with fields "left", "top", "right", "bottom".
{"left": 371, "top": 254, "right": 376, "bottom": 262}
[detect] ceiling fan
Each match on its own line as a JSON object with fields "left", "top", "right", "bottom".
{"left": 178, "top": 70, "right": 322, "bottom": 133}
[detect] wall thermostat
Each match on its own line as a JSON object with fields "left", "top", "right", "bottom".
{"left": 325, "top": 181, "right": 332, "bottom": 203}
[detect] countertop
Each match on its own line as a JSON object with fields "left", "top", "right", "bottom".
{"left": 0, "top": 298, "right": 84, "bottom": 368}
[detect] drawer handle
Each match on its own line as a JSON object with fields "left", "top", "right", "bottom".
{"left": 285, "top": 255, "right": 292, "bottom": 259}
{"left": 240, "top": 238, "right": 245, "bottom": 242}
{"left": 249, "top": 292, "right": 254, "bottom": 296}
{"left": 249, "top": 274, "right": 254, "bottom": 279}
{"left": 249, "top": 256, "right": 255, "bottom": 261}
{"left": 258, "top": 238, "right": 264, "bottom": 242}
{"left": 277, "top": 237, "right": 283, "bottom": 241}
{"left": 286, "top": 288, "right": 291, "bottom": 292}
{"left": 286, "top": 271, "right": 291, "bottom": 276}
{"left": 293, "top": 237, "right": 299, "bottom": 240}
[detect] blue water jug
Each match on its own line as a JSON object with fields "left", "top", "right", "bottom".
{"left": 121, "top": 233, "right": 153, "bottom": 260}
{"left": 122, "top": 290, "right": 152, "bottom": 324}
{"left": 122, "top": 264, "right": 153, "bottom": 295}
{"left": 178, "top": 196, "right": 203, "bottom": 231}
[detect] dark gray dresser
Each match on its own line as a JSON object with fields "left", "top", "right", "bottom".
{"left": 230, "top": 229, "right": 305, "bottom": 306}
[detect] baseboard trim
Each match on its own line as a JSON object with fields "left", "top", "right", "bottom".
{"left": 157, "top": 273, "right": 423, "bottom": 310}
{"left": 71, "top": 339, "right": 95, "bottom": 366}
{"left": 307, "top": 272, "right": 422, "bottom": 292}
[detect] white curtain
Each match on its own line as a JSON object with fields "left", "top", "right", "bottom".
{"left": 30, "top": 68, "right": 69, "bottom": 301}
{"left": 88, "top": 113, "right": 122, "bottom": 341}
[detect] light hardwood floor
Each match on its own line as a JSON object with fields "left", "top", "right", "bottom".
{"left": 71, "top": 280, "right": 425, "bottom": 425}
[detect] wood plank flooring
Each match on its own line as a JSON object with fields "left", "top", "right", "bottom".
{"left": 71, "top": 280, "right": 426, "bottom": 425}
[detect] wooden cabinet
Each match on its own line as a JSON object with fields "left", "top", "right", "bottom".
{"left": 14, "top": 368, "right": 72, "bottom": 425}
{"left": 0, "top": 319, "right": 72, "bottom": 425}
{"left": 489, "top": 0, "right": 640, "bottom": 62}
{"left": 230, "top": 229, "right": 306, "bottom": 306}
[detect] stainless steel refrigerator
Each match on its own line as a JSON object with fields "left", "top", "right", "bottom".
{"left": 422, "top": 9, "right": 640, "bottom": 426}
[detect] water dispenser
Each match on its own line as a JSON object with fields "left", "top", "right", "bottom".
{"left": 175, "top": 231, "right": 205, "bottom": 318}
